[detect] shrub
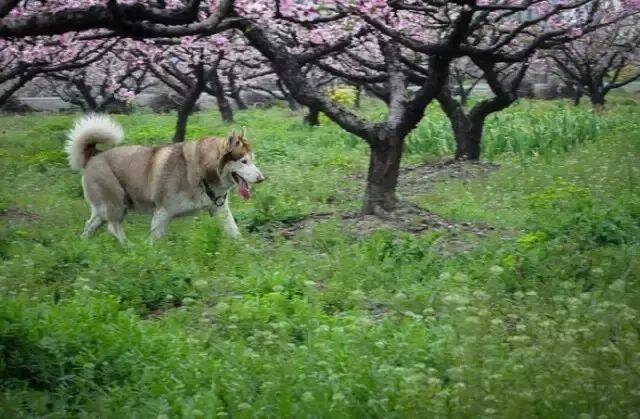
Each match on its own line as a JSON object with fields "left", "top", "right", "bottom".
{"left": 328, "top": 85, "right": 357, "bottom": 107}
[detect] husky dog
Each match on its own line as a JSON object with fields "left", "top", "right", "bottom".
{"left": 65, "top": 114, "right": 264, "bottom": 243}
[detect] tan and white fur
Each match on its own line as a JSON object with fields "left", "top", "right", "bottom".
{"left": 66, "top": 114, "right": 264, "bottom": 243}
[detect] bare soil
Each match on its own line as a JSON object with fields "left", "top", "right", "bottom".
{"left": 399, "top": 159, "right": 499, "bottom": 196}
{"left": 277, "top": 159, "right": 499, "bottom": 239}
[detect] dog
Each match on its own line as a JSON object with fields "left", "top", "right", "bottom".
{"left": 65, "top": 114, "right": 264, "bottom": 243}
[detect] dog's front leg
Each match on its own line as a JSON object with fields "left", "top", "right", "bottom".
{"left": 219, "top": 198, "right": 240, "bottom": 238}
{"left": 150, "top": 208, "right": 171, "bottom": 240}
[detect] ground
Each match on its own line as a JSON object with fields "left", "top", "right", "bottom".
{"left": 1, "top": 98, "right": 639, "bottom": 418}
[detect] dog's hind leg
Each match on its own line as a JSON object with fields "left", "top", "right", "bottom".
{"left": 150, "top": 208, "right": 171, "bottom": 240}
{"left": 83, "top": 165, "right": 128, "bottom": 243}
{"left": 81, "top": 211, "right": 104, "bottom": 238}
{"left": 107, "top": 221, "right": 127, "bottom": 245}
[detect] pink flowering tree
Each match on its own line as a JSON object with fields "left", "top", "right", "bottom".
{"left": 230, "top": 0, "right": 633, "bottom": 213}
{"left": 142, "top": 33, "right": 248, "bottom": 141}
{"left": 436, "top": 60, "right": 530, "bottom": 159}
{"left": 44, "top": 46, "right": 152, "bottom": 112}
{"left": 0, "top": 35, "right": 111, "bottom": 107}
{"left": 241, "top": 64, "right": 336, "bottom": 124}
{"left": 544, "top": 13, "right": 640, "bottom": 107}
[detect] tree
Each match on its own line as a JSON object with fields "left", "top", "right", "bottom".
{"left": 545, "top": 14, "right": 640, "bottom": 107}
{"left": 231, "top": 0, "right": 626, "bottom": 212}
{"left": 327, "top": 0, "right": 637, "bottom": 162}
{"left": 144, "top": 34, "right": 239, "bottom": 141}
{"left": 228, "top": 58, "right": 299, "bottom": 109}
{"left": 448, "top": 58, "right": 484, "bottom": 108}
{"left": 225, "top": 63, "right": 248, "bottom": 109}
{"left": 0, "top": 35, "right": 110, "bottom": 107}
{"left": 44, "top": 48, "right": 152, "bottom": 112}
{"left": 232, "top": 49, "right": 340, "bottom": 124}
{"left": 436, "top": 61, "right": 529, "bottom": 160}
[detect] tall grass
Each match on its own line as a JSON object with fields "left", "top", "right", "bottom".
{"left": 405, "top": 100, "right": 634, "bottom": 160}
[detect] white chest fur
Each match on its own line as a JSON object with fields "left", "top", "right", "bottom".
{"left": 161, "top": 183, "right": 232, "bottom": 217}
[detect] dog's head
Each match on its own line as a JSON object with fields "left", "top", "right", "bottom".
{"left": 220, "top": 128, "right": 264, "bottom": 200}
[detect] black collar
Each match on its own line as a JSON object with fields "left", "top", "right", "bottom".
{"left": 202, "top": 180, "right": 227, "bottom": 207}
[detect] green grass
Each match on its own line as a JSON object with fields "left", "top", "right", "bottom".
{"left": 1, "top": 99, "right": 640, "bottom": 418}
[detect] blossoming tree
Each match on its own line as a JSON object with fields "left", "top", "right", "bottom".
{"left": 544, "top": 13, "right": 640, "bottom": 107}
{"left": 0, "top": 34, "right": 111, "bottom": 107}
{"left": 230, "top": 0, "right": 631, "bottom": 213}
{"left": 44, "top": 46, "right": 152, "bottom": 112}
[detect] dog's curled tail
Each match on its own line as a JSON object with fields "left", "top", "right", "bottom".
{"left": 65, "top": 114, "right": 124, "bottom": 171}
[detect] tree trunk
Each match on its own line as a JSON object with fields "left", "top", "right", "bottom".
{"left": 277, "top": 80, "right": 300, "bottom": 110}
{"left": 218, "top": 98, "right": 234, "bottom": 122}
{"left": 173, "top": 85, "right": 203, "bottom": 143}
{"left": 285, "top": 91, "right": 300, "bottom": 110}
{"left": 362, "top": 138, "right": 403, "bottom": 215}
{"left": 459, "top": 90, "right": 469, "bottom": 108}
{"left": 438, "top": 88, "right": 482, "bottom": 160}
{"left": 209, "top": 71, "right": 233, "bottom": 123}
{"left": 453, "top": 117, "right": 483, "bottom": 160}
{"left": 174, "top": 104, "right": 193, "bottom": 143}
{"left": 572, "top": 89, "right": 582, "bottom": 106}
{"left": 232, "top": 89, "right": 247, "bottom": 110}
{"left": 455, "top": 78, "right": 470, "bottom": 107}
{"left": 215, "top": 92, "right": 234, "bottom": 123}
{"left": 73, "top": 79, "right": 99, "bottom": 111}
{"left": 227, "top": 69, "right": 248, "bottom": 110}
{"left": 588, "top": 78, "right": 606, "bottom": 109}
{"left": 590, "top": 89, "right": 606, "bottom": 108}
{"left": 303, "top": 106, "right": 320, "bottom": 126}
{"left": 0, "top": 75, "right": 32, "bottom": 107}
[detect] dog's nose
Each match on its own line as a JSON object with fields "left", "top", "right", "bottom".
{"left": 256, "top": 174, "right": 265, "bottom": 183}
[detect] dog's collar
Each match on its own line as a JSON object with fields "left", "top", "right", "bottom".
{"left": 202, "top": 180, "right": 227, "bottom": 207}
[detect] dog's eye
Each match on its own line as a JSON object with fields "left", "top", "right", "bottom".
{"left": 241, "top": 159, "right": 248, "bottom": 164}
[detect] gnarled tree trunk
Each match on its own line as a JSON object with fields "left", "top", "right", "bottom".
{"left": 275, "top": 80, "right": 299, "bottom": 110}
{"left": 589, "top": 87, "right": 606, "bottom": 108}
{"left": 72, "top": 78, "right": 100, "bottom": 111}
{"left": 0, "top": 73, "right": 34, "bottom": 108}
{"left": 572, "top": 89, "right": 582, "bottom": 106}
{"left": 231, "top": 89, "right": 247, "bottom": 110}
{"left": 454, "top": 118, "right": 483, "bottom": 160}
{"left": 586, "top": 76, "right": 607, "bottom": 109}
{"left": 227, "top": 68, "right": 247, "bottom": 110}
{"left": 173, "top": 88, "right": 202, "bottom": 142}
{"left": 209, "top": 73, "right": 234, "bottom": 123}
{"left": 438, "top": 87, "right": 482, "bottom": 160}
{"left": 173, "top": 66, "right": 206, "bottom": 142}
{"left": 438, "top": 59, "right": 526, "bottom": 160}
{"left": 362, "top": 135, "right": 403, "bottom": 214}
{"left": 303, "top": 106, "right": 320, "bottom": 126}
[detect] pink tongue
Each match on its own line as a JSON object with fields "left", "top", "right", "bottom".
{"left": 237, "top": 177, "right": 250, "bottom": 200}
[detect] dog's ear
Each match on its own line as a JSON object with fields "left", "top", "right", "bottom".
{"left": 239, "top": 126, "right": 247, "bottom": 139}
{"left": 227, "top": 129, "right": 238, "bottom": 152}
